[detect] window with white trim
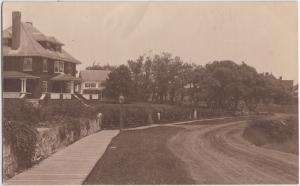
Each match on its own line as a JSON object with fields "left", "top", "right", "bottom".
{"left": 56, "top": 45, "right": 61, "bottom": 52}
{"left": 54, "top": 61, "right": 59, "bottom": 73}
{"left": 23, "top": 58, "right": 33, "bottom": 71}
{"left": 59, "top": 62, "right": 64, "bottom": 73}
{"left": 90, "top": 83, "right": 96, "bottom": 88}
{"left": 42, "top": 81, "right": 47, "bottom": 93}
{"left": 85, "top": 82, "right": 90, "bottom": 88}
{"left": 43, "top": 59, "right": 48, "bottom": 72}
{"left": 54, "top": 61, "right": 64, "bottom": 73}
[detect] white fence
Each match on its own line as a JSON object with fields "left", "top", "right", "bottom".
{"left": 82, "top": 94, "right": 99, "bottom": 100}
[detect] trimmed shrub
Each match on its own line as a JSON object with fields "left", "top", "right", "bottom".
{"left": 39, "top": 100, "right": 96, "bottom": 121}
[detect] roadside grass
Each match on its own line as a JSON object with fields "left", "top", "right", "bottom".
{"left": 83, "top": 126, "right": 194, "bottom": 185}
{"left": 243, "top": 115, "right": 298, "bottom": 154}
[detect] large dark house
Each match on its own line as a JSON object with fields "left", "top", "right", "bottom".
{"left": 2, "top": 11, "right": 81, "bottom": 100}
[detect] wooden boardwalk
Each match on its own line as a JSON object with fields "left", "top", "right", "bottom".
{"left": 5, "top": 130, "right": 119, "bottom": 185}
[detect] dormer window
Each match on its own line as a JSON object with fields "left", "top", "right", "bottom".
{"left": 23, "top": 57, "right": 33, "bottom": 71}
{"left": 56, "top": 45, "right": 61, "bottom": 52}
{"left": 43, "top": 59, "right": 48, "bottom": 72}
{"left": 54, "top": 61, "right": 64, "bottom": 73}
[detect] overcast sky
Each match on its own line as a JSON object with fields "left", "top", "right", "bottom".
{"left": 3, "top": 2, "right": 298, "bottom": 83}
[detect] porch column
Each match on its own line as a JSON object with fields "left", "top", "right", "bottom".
{"left": 24, "top": 79, "right": 27, "bottom": 93}
{"left": 21, "top": 78, "right": 27, "bottom": 93}
{"left": 70, "top": 81, "right": 74, "bottom": 94}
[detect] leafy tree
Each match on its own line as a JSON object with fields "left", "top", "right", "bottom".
{"left": 103, "top": 65, "right": 133, "bottom": 100}
{"left": 127, "top": 56, "right": 145, "bottom": 101}
{"left": 101, "top": 52, "right": 292, "bottom": 111}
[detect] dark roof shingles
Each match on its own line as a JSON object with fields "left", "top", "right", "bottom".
{"left": 3, "top": 22, "right": 80, "bottom": 64}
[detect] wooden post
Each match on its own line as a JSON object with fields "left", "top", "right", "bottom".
{"left": 119, "top": 104, "right": 124, "bottom": 129}
{"left": 119, "top": 95, "right": 125, "bottom": 129}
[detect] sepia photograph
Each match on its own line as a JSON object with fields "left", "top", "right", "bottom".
{"left": 2, "top": 1, "right": 298, "bottom": 185}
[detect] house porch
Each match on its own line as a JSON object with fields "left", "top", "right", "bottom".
{"left": 49, "top": 74, "right": 81, "bottom": 100}
{"left": 3, "top": 71, "right": 39, "bottom": 99}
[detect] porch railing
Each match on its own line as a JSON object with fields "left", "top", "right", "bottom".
{"left": 62, "top": 93, "right": 72, "bottom": 99}
{"left": 3, "top": 92, "right": 21, "bottom": 99}
{"left": 49, "top": 93, "right": 72, "bottom": 100}
{"left": 50, "top": 93, "right": 60, "bottom": 99}
{"left": 91, "top": 94, "right": 99, "bottom": 100}
{"left": 82, "top": 94, "right": 100, "bottom": 100}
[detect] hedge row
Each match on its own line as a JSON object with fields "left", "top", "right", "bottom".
{"left": 3, "top": 99, "right": 96, "bottom": 126}
{"left": 3, "top": 99, "right": 233, "bottom": 129}
{"left": 94, "top": 104, "right": 192, "bottom": 128}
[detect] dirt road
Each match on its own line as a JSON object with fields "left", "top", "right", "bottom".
{"left": 168, "top": 121, "right": 298, "bottom": 184}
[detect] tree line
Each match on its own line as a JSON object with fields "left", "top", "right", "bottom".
{"left": 87, "top": 52, "right": 294, "bottom": 112}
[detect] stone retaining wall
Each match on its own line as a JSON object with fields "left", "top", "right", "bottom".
{"left": 4, "top": 118, "right": 101, "bottom": 180}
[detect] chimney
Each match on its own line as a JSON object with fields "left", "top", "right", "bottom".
{"left": 12, "top": 11, "right": 21, "bottom": 50}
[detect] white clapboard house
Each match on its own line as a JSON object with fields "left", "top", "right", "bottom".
{"left": 78, "top": 70, "right": 110, "bottom": 100}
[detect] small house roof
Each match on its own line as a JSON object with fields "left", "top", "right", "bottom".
{"left": 3, "top": 22, "right": 81, "bottom": 64}
{"left": 79, "top": 70, "right": 110, "bottom": 82}
{"left": 51, "top": 74, "right": 81, "bottom": 81}
{"left": 3, "top": 71, "right": 39, "bottom": 79}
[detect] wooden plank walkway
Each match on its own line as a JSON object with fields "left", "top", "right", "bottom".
{"left": 5, "top": 130, "right": 119, "bottom": 185}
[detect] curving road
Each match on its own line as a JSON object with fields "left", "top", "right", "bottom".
{"left": 168, "top": 121, "right": 298, "bottom": 184}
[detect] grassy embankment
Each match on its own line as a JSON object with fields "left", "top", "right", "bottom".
{"left": 243, "top": 115, "right": 298, "bottom": 154}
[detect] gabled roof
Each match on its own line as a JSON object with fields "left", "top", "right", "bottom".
{"left": 51, "top": 74, "right": 81, "bottom": 81}
{"left": 3, "top": 22, "right": 81, "bottom": 64}
{"left": 3, "top": 71, "right": 39, "bottom": 79}
{"left": 79, "top": 70, "right": 110, "bottom": 82}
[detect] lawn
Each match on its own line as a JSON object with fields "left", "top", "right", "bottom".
{"left": 83, "top": 126, "right": 194, "bottom": 184}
